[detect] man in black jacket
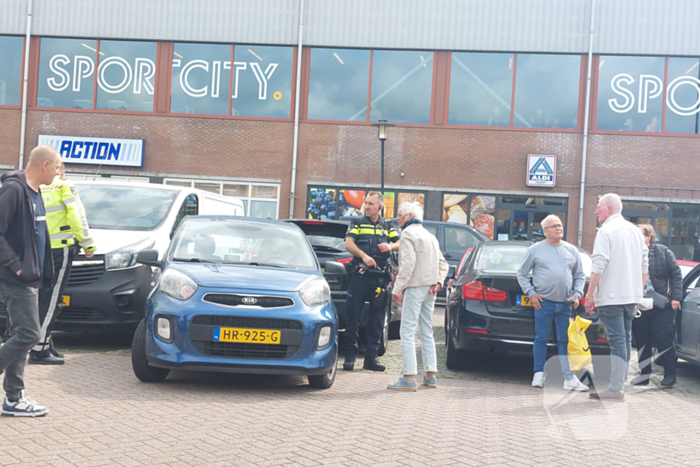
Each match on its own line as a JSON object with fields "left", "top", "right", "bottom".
{"left": 0, "top": 146, "right": 61, "bottom": 417}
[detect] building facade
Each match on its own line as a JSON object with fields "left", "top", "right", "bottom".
{"left": 1, "top": 0, "right": 700, "bottom": 259}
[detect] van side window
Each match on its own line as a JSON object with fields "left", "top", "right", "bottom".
{"left": 174, "top": 194, "right": 199, "bottom": 231}
{"left": 445, "top": 226, "right": 479, "bottom": 257}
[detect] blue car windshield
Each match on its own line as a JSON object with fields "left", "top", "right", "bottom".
{"left": 171, "top": 219, "right": 318, "bottom": 270}
{"left": 74, "top": 184, "right": 179, "bottom": 231}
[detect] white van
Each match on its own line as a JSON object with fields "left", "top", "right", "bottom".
{"left": 53, "top": 181, "right": 245, "bottom": 332}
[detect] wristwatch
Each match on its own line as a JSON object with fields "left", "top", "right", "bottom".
{"left": 585, "top": 294, "right": 594, "bottom": 301}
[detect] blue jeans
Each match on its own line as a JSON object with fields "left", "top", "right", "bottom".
{"left": 597, "top": 304, "right": 636, "bottom": 392}
{"left": 400, "top": 286, "right": 437, "bottom": 375}
{"left": 534, "top": 299, "right": 573, "bottom": 380}
{"left": 0, "top": 281, "right": 41, "bottom": 400}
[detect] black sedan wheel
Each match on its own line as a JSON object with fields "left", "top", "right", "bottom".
{"left": 131, "top": 319, "right": 170, "bottom": 383}
{"left": 446, "top": 325, "right": 474, "bottom": 370}
{"left": 308, "top": 341, "right": 338, "bottom": 389}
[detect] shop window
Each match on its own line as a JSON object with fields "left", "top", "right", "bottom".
{"left": 307, "top": 48, "right": 370, "bottom": 121}
{"left": 307, "top": 186, "right": 423, "bottom": 220}
{"left": 95, "top": 40, "right": 156, "bottom": 112}
{"left": 223, "top": 184, "right": 248, "bottom": 197}
{"left": 665, "top": 58, "right": 700, "bottom": 134}
{"left": 250, "top": 200, "right": 277, "bottom": 219}
{"left": 37, "top": 38, "right": 97, "bottom": 109}
{"left": 674, "top": 204, "right": 700, "bottom": 219}
{"left": 194, "top": 181, "right": 222, "bottom": 194}
{"left": 442, "top": 194, "right": 469, "bottom": 224}
{"left": 596, "top": 56, "right": 665, "bottom": 132}
{"left": 171, "top": 43, "right": 232, "bottom": 116}
{"left": 231, "top": 45, "right": 293, "bottom": 118}
{"left": 37, "top": 38, "right": 157, "bottom": 111}
{"left": 369, "top": 50, "right": 433, "bottom": 124}
{"left": 396, "top": 192, "right": 425, "bottom": 217}
{"left": 448, "top": 52, "right": 513, "bottom": 127}
{"left": 251, "top": 185, "right": 278, "bottom": 198}
{"left": 469, "top": 195, "right": 496, "bottom": 239}
{"left": 0, "top": 36, "right": 24, "bottom": 106}
{"left": 513, "top": 54, "right": 581, "bottom": 129}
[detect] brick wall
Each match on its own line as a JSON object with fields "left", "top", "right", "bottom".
{"left": 3, "top": 108, "right": 700, "bottom": 251}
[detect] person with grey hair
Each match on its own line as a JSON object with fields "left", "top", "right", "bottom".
{"left": 585, "top": 193, "right": 648, "bottom": 401}
{"left": 517, "top": 214, "right": 588, "bottom": 391}
{"left": 388, "top": 202, "right": 449, "bottom": 391}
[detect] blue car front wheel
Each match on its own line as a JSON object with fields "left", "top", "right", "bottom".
{"left": 308, "top": 342, "right": 338, "bottom": 389}
{"left": 132, "top": 319, "right": 170, "bottom": 383}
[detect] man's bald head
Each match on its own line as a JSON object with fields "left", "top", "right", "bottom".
{"left": 27, "top": 145, "right": 61, "bottom": 169}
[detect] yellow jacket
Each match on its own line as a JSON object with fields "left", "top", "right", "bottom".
{"left": 41, "top": 176, "right": 96, "bottom": 252}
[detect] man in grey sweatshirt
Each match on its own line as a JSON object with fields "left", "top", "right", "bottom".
{"left": 517, "top": 214, "right": 587, "bottom": 391}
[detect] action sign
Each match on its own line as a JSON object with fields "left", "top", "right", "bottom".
{"left": 526, "top": 154, "right": 556, "bottom": 188}
{"left": 37, "top": 134, "right": 144, "bottom": 168}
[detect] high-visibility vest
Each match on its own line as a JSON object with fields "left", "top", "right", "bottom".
{"left": 40, "top": 176, "right": 96, "bottom": 252}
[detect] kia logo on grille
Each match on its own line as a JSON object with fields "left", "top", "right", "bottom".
{"left": 242, "top": 297, "right": 258, "bottom": 305}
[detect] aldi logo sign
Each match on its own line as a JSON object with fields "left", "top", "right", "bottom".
{"left": 37, "top": 135, "right": 144, "bottom": 168}
{"left": 526, "top": 154, "right": 556, "bottom": 188}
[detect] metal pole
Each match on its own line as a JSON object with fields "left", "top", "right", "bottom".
{"left": 18, "top": 0, "right": 33, "bottom": 170}
{"left": 577, "top": 0, "right": 596, "bottom": 247}
{"left": 288, "top": 0, "right": 304, "bottom": 218}
{"left": 380, "top": 139, "right": 385, "bottom": 195}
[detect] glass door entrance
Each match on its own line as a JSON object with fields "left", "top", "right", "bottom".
{"left": 495, "top": 198, "right": 567, "bottom": 242}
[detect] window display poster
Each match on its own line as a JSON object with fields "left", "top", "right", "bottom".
{"left": 469, "top": 195, "right": 496, "bottom": 239}
{"left": 397, "top": 192, "right": 425, "bottom": 217}
{"left": 307, "top": 187, "right": 339, "bottom": 219}
{"left": 443, "top": 194, "right": 469, "bottom": 224}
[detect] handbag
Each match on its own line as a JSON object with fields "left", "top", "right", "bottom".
{"left": 645, "top": 289, "right": 669, "bottom": 309}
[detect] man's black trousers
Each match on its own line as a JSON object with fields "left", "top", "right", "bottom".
{"left": 343, "top": 273, "right": 386, "bottom": 361}
{"left": 632, "top": 305, "right": 677, "bottom": 376}
{"left": 33, "top": 245, "right": 76, "bottom": 353}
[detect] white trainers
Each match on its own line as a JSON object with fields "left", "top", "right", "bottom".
{"left": 638, "top": 298, "right": 654, "bottom": 311}
{"left": 2, "top": 391, "right": 49, "bottom": 417}
{"left": 532, "top": 372, "right": 545, "bottom": 388}
{"left": 563, "top": 375, "right": 589, "bottom": 392}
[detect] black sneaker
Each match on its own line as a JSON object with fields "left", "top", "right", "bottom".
{"left": 363, "top": 358, "right": 385, "bottom": 372}
{"left": 342, "top": 359, "right": 355, "bottom": 371}
{"left": 660, "top": 374, "right": 676, "bottom": 388}
{"left": 49, "top": 338, "right": 64, "bottom": 358}
{"left": 631, "top": 375, "right": 650, "bottom": 386}
{"left": 28, "top": 351, "right": 64, "bottom": 365}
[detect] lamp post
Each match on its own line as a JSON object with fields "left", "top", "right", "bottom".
{"left": 371, "top": 119, "right": 395, "bottom": 196}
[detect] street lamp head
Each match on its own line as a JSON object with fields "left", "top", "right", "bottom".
{"left": 372, "top": 119, "right": 395, "bottom": 141}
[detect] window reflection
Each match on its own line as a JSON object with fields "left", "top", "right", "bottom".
{"left": 369, "top": 50, "right": 433, "bottom": 124}
{"left": 231, "top": 45, "right": 293, "bottom": 118}
{"left": 37, "top": 38, "right": 97, "bottom": 109}
{"left": 596, "top": 56, "right": 665, "bottom": 132}
{"left": 171, "top": 43, "right": 231, "bottom": 116}
{"left": 307, "top": 48, "right": 370, "bottom": 121}
{"left": 0, "top": 36, "right": 24, "bottom": 106}
{"left": 665, "top": 58, "right": 700, "bottom": 134}
{"left": 96, "top": 40, "right": 156, "bottom": 112}
{"left": 448, "top": 53, "right": 513, "bottom": 127}
{"left": 513, "top": 54, "right": 580, "bottom": 129}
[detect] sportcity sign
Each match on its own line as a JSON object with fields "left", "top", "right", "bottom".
{"left": 608, "top": 73, "right": 700, "bottom": 116}
{"left": 44, "top": 53, "right": 280, "bottom": 101}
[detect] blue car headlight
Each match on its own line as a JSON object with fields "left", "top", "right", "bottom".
{"left": 160, "top": 268, "right": 198, "bottom": 300}
{"left": 299, "top": 278, "right": 331, "bottom": 307}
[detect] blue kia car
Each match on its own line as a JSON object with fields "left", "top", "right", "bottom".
{"left": 130, "top": 216, "right": 339, "bottom": 389}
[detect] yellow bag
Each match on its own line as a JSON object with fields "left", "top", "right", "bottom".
{"left": 568, "top": 315, "right": 592, "bottom": 371}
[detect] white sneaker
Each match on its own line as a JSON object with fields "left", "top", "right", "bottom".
{"left": 638, "top": 298, "right": 654, "bottom": 311}
{"left": 563, "top": 375, "right": 589, "bottom": 392}
{"left": 2, "top": 391, "right": 49, "bottom": 417}
{"left": 532, "top": 372, "right": 545, "bottom": 388}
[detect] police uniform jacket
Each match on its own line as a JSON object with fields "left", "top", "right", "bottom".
{"left": 41, "top": 176, "right": 96, "bottom": 252}
{"left": 345, "top": 215, "right": 399, "bottom": 270}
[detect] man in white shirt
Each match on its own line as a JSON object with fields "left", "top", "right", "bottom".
{"left": 585, "top": 193, "right": 648, "bottom": 401}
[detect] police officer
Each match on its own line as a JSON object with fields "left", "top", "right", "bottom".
{"left": 343, "top": 192, "right": 400, "bottom": 371}
{"left": 29, "top": 163, "right": 96, "bottom": 364}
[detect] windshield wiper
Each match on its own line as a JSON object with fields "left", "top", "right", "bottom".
{"left": 223, "top": 261, "right": 285, "bottom": 268}
{"left": 172, "top": 257, "right": 214, "bottom": 263}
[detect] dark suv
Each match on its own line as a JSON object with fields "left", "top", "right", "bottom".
{"left": 285, "top": 219, "right": 399, "bottom": 356}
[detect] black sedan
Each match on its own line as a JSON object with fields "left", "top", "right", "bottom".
{"left": 285, "top": 219, "right": 400, "bottom": 356}
{"left": 444, "top": 241, "right": 610, "bottom": 372}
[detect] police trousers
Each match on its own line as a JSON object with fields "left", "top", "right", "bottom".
{"left": 343, "top": 273, "right": 386, "bottom": 361}
{"left": 34, "top": 245, "right": 76, "bottom": 353}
